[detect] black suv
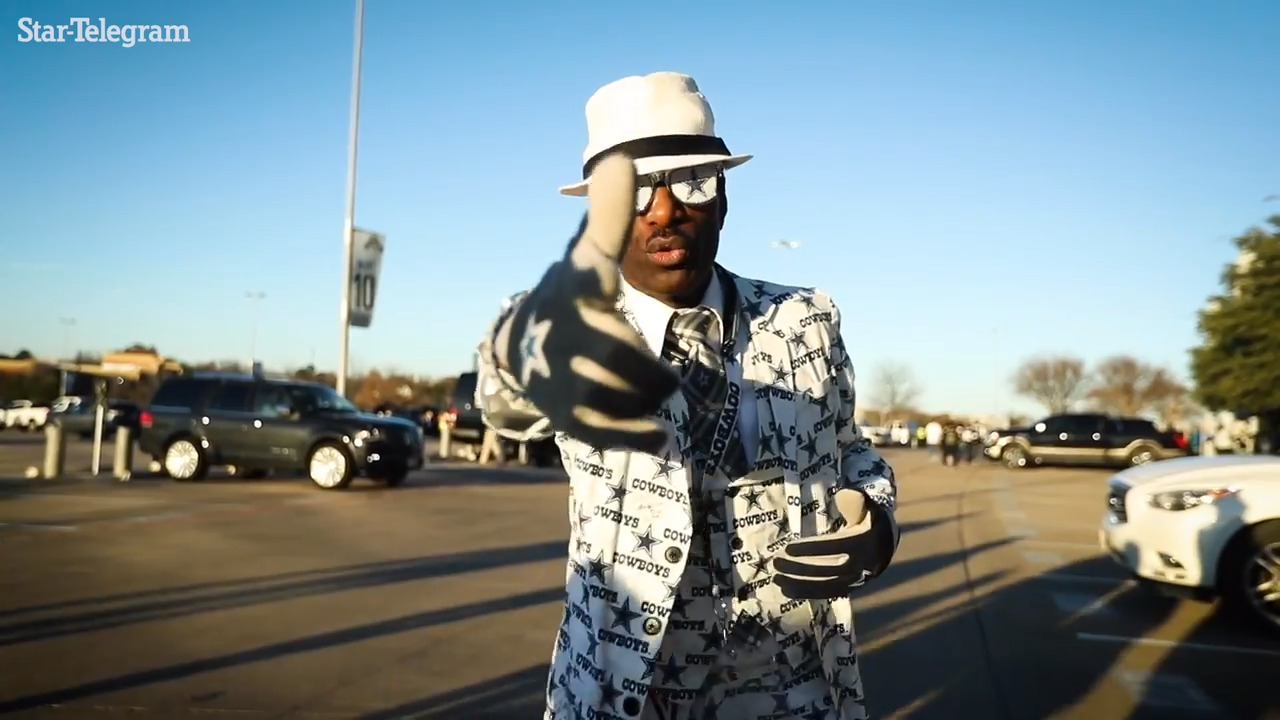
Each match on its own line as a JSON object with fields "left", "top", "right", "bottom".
{"left": 985, "top": 413, "right": 1188, "bottom": 470}
{"left": 139, "top": 372, "right": 423, "bottom": 489}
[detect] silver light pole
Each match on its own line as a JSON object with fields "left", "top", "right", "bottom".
{"left": 337, "top": 0, "right": 366, "bottom": 396}
{"left": 57, "top": 317, "right": 75, "bottom": 394}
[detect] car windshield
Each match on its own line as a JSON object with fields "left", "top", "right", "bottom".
{"left": 299, "top": 385, "right": 358, "bottom": 413}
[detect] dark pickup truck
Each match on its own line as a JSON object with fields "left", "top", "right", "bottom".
{"left": 984, "top": 413, "right": 1188, "bottom": 469}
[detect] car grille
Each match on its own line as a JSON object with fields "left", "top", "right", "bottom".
{"left": 1107, "top": 487, "right": 1127, "bottom": 523}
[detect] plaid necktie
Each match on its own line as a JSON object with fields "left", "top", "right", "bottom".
{"left": 662, "top": 307, "right": 750, "bottom": 479}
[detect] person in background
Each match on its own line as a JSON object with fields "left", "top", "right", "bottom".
{"left": 940, "top": 423, "right": 960, "bottom": 466}
{"left": 960, "top": 425, "right": 979, "bottom": 464}
{"left": 926, "top": 419, "right": 943, "bottom": 460}
{"left": 477, "top": 425, "right": 506, "bottom": 465}
{"left": 914, "top": 423, "right": 926, "bottom": 449}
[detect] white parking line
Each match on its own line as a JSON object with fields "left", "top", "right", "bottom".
{"left": 1051, "top": 591, "right": 1117, "bottom": 617}
{"left": 1079, "top": 632, "right": 1280, "bottom": 658}
{"left": 1110, "top": 670, "right": 1220, "bottom": 712}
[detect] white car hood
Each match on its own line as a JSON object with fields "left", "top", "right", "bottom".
{"left": 1114, "top": 454, "right": 1280, "bottom": 489}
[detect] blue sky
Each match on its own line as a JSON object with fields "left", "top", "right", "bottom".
{"left": 2, "top": 0, "right": 1277, "bottom": 415}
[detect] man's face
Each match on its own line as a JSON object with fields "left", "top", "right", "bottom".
{"left": 619, "top": 166, "right": 724, "bottom": 306}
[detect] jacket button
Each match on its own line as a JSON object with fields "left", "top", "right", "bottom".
{"left": 643, "top": 617, "right": 662, "bottom": 635}
{"left": 664, "top": 546, "right": 683, "bottom": 563}
{"left": 622, "top": 696, "right": 641, "bottom": 716}
{"left": 730, "top": 537, "right": 743, "bottom": 550}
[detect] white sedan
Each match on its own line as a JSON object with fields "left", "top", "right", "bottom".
{"left": 1099, "top": 454, "right": 1280, "bottom": 634}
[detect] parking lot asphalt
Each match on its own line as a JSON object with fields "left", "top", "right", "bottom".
{"left": 0, "top": 444, "right": 1275, "bottom": 719}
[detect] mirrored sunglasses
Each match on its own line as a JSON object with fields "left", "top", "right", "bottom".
{"left": 636, "top": 165, "right": 722, "bottom": 213}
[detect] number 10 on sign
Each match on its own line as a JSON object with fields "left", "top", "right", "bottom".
{"left": 347, "top": 229, "right": 385, "bottom": 328}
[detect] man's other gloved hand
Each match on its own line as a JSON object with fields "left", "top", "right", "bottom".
{"left": 771, "top": 489, "right": 893, "bottom": 599}
{"left": 499, "top": 153, "right": 680, "bottom": 454}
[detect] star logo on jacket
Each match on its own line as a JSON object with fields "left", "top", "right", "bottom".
{"left": 604, "top": 478, "right": 627, "bottom": 505}
{"left": 650, "top": 452, "right": 680, "bottom": 481}
{"left": 770, "top": 363, "right": 792, "bottom": 384}
{"left": 589, "top": 555, "right": 611, "bottom": 583}
{"left": 771, "top": 424, "right": 793, "bottom": 455}
{"left": 799, "top": 433, "right": 820, "bottom": 462}
{"left": 632, "top": 526, "right": 659, "bottom": 556}
{"left": 610, "top": 598, "right": 642, "bottom": 633}
{"left": 699, "top": 623, "right": 724, "bottom": 652}
{"left": 748, "top": 555, "right": 772, "bottom": 578}
{"left": 599, "top": 676, "right": 622, "bottom": 708}
{"left": 660, "top": 655, "right": 688, "bottom": 686}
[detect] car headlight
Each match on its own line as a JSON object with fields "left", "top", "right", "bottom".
{"left": 353, "top": 428, "right": 381, "bottom": 445}
{"left": 1147, "top": 487, "right": 1238, "bottom": 511}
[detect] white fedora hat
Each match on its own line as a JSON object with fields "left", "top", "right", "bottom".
{"left": 558, "top": 71, "right": 752, "bottom": 197}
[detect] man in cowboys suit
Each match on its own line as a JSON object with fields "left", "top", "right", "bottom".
{"left": 476, "top": 71, "right": 899, "bottom": 720}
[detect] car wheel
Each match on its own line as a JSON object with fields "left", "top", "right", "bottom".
{"left": 163, "top": 438, "right": 208, "bottom": 481}
{"left": 1001, "top": 444, "right": 1029, "bottom": 469}
{"left": 1220, "top": 521, "right": 1280, "bottom": 635}
{"left": 307, "top": 441, "right": 354, "bottom": 490}
{"left": 1127, "top": 444, "right": 1158, "bottom": 466}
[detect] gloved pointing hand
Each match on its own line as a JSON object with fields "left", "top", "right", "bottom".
{"left": 771, "top": 489, "right": 893, "bottom": 599}
{"left": 497, "top": 153, "right": 680, "bottom": 454}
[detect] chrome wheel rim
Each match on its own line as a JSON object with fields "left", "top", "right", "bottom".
{"left": 309, "top": 446, "right": 347, "bottom": 488}
{"left": 1130, "top": 449, "right": 1154, "bottom": 466}
{"left": 1004, "top": 447, "right": 1025, "bottom": 468}
{"left": 164, "top": 440, "right": 199, "bottom": 479}
{"left": 1246, "top": 541, "right": 1280, "bottom": 627}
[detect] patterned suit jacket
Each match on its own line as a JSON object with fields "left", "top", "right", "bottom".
{"left": 475, "top": 268, "right": 899, "bottom": 720}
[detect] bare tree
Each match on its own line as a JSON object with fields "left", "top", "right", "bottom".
{"left": 869, "top": 361, "right": 922, "bottom": 420}
{"left": 1088, "top": 355, "right": 1189, "bottom": 419}
{"left": 1013, "top": 355, "right": 1089, "bottom": 414}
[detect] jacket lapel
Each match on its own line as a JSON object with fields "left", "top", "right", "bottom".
{"left": 729, "top": 272, "right": 795, "bottom": 471}
{"left": 730, "top": 272, "right": 808, "bottom": 536}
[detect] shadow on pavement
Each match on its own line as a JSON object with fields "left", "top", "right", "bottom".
{"left": 0, "top": 540, "right": 568, "bottom": 647}
{"left": 410, "top": 464, "right": 568, "bottom": 487}
{"left": 0, "top": 586, "right": 565, "bottom": 714}
{"left": 359, "top": 664, "right": 550, "bottom": 720}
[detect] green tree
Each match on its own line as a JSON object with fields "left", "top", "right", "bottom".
{"left": 1190, "top": 215, "right": 1280, "bottom": 414}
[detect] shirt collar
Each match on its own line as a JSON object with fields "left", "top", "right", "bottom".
{"left": 620, "top": 270, "right": 728, "bottom": 357}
